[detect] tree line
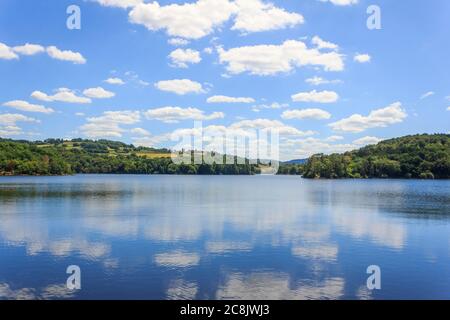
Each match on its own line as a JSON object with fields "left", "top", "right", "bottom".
{"left": 2, "top": 134, "right": 449, "bottom": 178}
{"left": 0, "top": 138, "right": 259, "bottom": 176}
{"left": 300, "top": 134, "right": 450, "bottom": 179}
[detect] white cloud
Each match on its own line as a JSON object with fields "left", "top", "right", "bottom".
{"left": 0, "top": 113, "right": 39, "bottom": 126}
{"left": 104, "top": 77, "right": 125, "bottom": 85}
{"left": 0, "top": 42, "right": 19, "bottom": 60}
{"left": 354, "top": 53, "right": 371, "bottom": 63}
{"left": 168, "top": 38, "right": 190, "bottom": 46}
{"left": 169, "top": 48, "right": 201, "bottom": 68}
{"left": 305, "top": 76, "right": 341, "bottom": 86}
{"left": 282, "top": 108, "right": 331, "bottom": 120}
{"left": 232, "top": 0, "right": 304, "bottom": 33}
{"left": 75, "top": 112, "right": 85, "bottom": 116}
{"left": 83, "top": 87, "right": 115, "bottom": 99}
{"left": 129, "top": 0, "right": 237, "bottom": 40}
{"left": 94, "top": 0, "right": 142, "bottom": 8}
{"left": 1, "top": 42, "right": 85, "bottom": 64}
{"left": 251, "top": 102, "right": 288, "bottom": 112}
{"left": 31, "top": 88, "right": 92, "bottom": 104}
{"left": 131, "top": 127, "right": 151, "bottom": 136}
{"left": 325, "top": 135, "right": 344, "bottom": 142}
{"left": 138, "top": 79, "right": 150, "bottom": 86}
{"left": 230, "top": 118, "right": 316, "bottom": 136}
{"left": 312, "top": 36, "right": 338, "bottom": 50}
{"left": 128, "top": 0, "right": 303, "bottom": 39}
{"left": 0, "top": 113, "right": 39, "bottom": 136}
{"left": 154, "top": 79, "right": 205, "bottom": 95}
{"left": 353, "top": 136, "right": 383, "bottom": 145}
{"left": 329, "top": 102, "right": 407, "bottom": 133}
{"left": 80, "top": 111, "right": 140, "bottom": 138}
{"left": 218, "top": 40, "right": 344, "bottom": 76}
{"left": 204, "top": 47, "right": 213, "bottom": 54}
{"left": 144, "top": 106, "right": 224, "bottom": 123}
{"left": 124, "top": 71, "right": 150, "bottom": 86}
{"left": 318, "top": 0, "right": 359, "bottom": 6}
{"left": 93, "top": 111, "right": 140, "bottom": 124}
{"left": 420, "top": 91, "right": 434, "bottom": 99}
{"left": 291, "top": 90, "right": 339, "bottom": 103}
{"left": 281, "top": 137, "right": 356, "bottom": 159}
{"left": 207, "top": 95, "right": 255, "bottom": 103}
{"left": 3, "top": 100, "right": 54, "bottom": 114}
{"left": 447, "top": 106, "right": 450, "bottom": 111}
{"left": 0, "top": 125, "right": 23, "bottom": 137}
{"left": 13, "top": 43, "right": 45, "bottom": 56}
{"left": 46, "top": 46, "right": 86, "bottom": 64}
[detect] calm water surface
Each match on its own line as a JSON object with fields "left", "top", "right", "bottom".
{"left": 0, "top": 175, "right": 449, "bottom": 300}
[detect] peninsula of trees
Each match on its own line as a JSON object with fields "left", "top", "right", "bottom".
{"left": 301, "top": 134, "right": 450, "bottom": 179}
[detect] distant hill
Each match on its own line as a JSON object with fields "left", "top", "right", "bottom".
{"left": 302, "top": 134, "right": 450, "bottom": 179}
{"left": 284, "top": 159, "right": 308, "bottom": 165}
{"left": 0, "top": 138, "right": 259, "bottom": 176}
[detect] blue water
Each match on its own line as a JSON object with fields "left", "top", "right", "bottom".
{"left": 0, "top": 175, "right": 449, "bottom": 300}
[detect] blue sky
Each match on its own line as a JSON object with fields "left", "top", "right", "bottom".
{"left": 0, "top": 0, "right": 449, "bottom": 160}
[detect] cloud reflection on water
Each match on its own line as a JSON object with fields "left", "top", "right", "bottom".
{"left": 216, "top": 272, "right": 345, "bottom": 300}
{"left": 0, "top": 283, "right": 75, "bottom": 300}
{"left": 1, "top": 176, "right": 449, "bottom": 299}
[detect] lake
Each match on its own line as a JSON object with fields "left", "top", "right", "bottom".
{"left": 0, "top": 175, "right": 449, "bottom": 300}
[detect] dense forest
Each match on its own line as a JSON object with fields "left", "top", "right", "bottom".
{"left": 1, "top": 134, "right": 449, "bottom": 178}
{"left": 301, "top": 134, "right": 450, "bottom": 179}
{"left": 277, "top": 164, "right": 303, "bottom": 175}
{"left": 0, "top": 138, "right": 259, "bottom": 176}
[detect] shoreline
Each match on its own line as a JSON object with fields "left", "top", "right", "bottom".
{"left": 0, "top": 173, "right": 448, "bottom": 180}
